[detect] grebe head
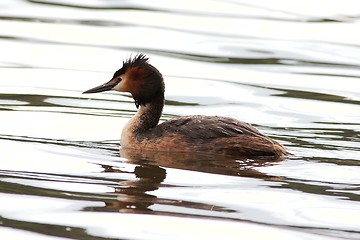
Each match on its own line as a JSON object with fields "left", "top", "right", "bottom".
{"left": 83, "top": 54, "right": 164, "bottom": 108}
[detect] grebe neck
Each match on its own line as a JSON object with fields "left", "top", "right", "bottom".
{"left": 124, "top": 91, "right": 164, "bottom": 137}
{"left": 136, "top": 93, "right": 164, "bottom": 132}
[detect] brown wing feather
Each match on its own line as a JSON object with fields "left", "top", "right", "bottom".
{"left": 137, "top": 115, "right": 287, "bottom": 158}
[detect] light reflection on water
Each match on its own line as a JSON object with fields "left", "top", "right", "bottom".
{"left": 0, "top": 0, "right": 360, "bottom": 239}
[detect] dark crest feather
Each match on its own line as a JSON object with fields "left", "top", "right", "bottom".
{"left": 113, "top": 53, "right": 150, "bottom": 78}
{"left": 123, "top": 53, "right": 149, "bottom": 69}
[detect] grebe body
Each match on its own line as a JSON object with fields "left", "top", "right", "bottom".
{"left": 83, "top": 54, "right": 288, "bottom": 159}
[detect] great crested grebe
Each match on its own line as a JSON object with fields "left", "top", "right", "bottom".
{"left": 83, "top": 54, "right": 289, "bottom": 159}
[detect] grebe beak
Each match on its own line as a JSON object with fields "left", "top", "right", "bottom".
{"left": 83, "top": 79, "right": 118, "bottom": 94}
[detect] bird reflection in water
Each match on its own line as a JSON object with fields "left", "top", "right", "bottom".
{"left": 97, "top": 148, "right": 283, "bottom": 214}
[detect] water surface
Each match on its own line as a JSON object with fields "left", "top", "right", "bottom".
{"left": 0, "top": 0, "right": 360, "bottom": 239}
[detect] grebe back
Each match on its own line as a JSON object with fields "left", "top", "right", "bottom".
{"left": 83, "top": 54, "right": 289, "bottom": 159}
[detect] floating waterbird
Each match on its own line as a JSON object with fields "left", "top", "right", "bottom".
{"left": 83, "top": 54, "right": 288, "bottom": 159}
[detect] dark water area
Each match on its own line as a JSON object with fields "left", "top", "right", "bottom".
{"left": 0, "top": 0, "right": 360, "bottom": 239}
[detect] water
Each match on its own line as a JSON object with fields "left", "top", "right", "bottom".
{"left": 1, "top": 0, "right": 360, "bottom": 239}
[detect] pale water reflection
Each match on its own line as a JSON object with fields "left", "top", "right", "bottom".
{"left": 1, "top": 0, "right": 360, "bottom": 239}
